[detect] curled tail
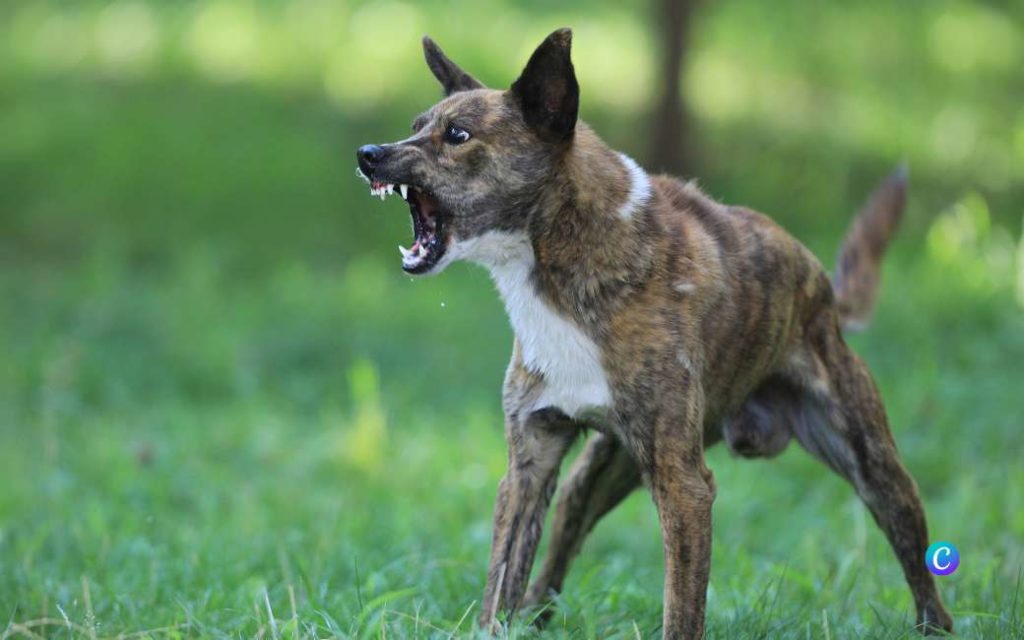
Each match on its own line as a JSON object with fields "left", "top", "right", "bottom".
{"left": 833, "top": 165, "right": 908, "bottom": 332}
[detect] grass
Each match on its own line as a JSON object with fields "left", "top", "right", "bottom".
{"left": 2, "top": 4, "right": 1024, "bottom": 636}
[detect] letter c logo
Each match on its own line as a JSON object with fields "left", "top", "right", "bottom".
{"left": 925, "top": 541, "right": 959, "bottom": 576}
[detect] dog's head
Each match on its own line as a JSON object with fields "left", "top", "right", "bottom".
{"left": 355, "top": 28, "right": 579, "bottom": 274}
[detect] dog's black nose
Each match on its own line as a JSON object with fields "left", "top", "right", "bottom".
{"left": 357, "top": 144, "right": 385, "bottom": 175}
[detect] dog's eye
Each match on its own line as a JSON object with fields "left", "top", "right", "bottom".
{"left": 444, "top": 124, "right": 471, "bottom": 145}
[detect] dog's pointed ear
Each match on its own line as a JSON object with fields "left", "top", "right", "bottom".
{"left": 509, "top": 28, "right": 579, "bottom": 142}
{"left": 422, "top": 36, "right": 484, "bottom": 96}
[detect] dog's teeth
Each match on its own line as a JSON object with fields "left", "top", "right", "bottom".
{"left": 399, "top": 184, "right": 408, "bottom": 200}
{"left": 417, "top": 244, "right": 427, "bottom": 258}
{"left": 398, "top": 245, "right": 411, "bottom": 258}
{"left": 386, "top": 184, "right": 394, "bottom": 195}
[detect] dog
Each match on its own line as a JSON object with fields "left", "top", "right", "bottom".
{"left": 354, "top": 28, "right": 953, "bottom": 639}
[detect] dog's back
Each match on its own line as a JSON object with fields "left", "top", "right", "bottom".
{"left": 634, "top": 170, "right": 906, "bottom": 428}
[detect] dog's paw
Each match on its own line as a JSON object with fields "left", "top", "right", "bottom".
{"left": 917, "top": 603, "right": 954, "bottom": 636}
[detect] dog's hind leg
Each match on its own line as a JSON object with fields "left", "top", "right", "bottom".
{"left": 790, "top": 324, "right": 953, "bottom": 635}
{"left": 523, "top": 432, "right": 641, "bottom": 618}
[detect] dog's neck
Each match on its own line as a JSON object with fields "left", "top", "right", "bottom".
{"left": 527, "top": 127, "right": 657, "bottom": 318}
{"left": 457, "top": 131, "right": 652, "bottom": 412}
{"left": 541, "top": 126, "right": 652, "bottom": 226}
{"left": 461, "top": 126, "right": 658, "bottom": 324}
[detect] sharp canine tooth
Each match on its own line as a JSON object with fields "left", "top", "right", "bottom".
{"left": 399, "top": 245, "right": 411, "bottom": 258}
{"left": 399, "top": 184, "right": 408, "bottom": 200}
{"left": 386, "top": 184, "right": 394, "bottom": 195}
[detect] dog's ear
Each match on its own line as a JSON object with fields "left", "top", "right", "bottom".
{"left": 509, "top": 28, "right": 579, "bottom": 142}
{"left": 422, "top": 36, "right": 484, "bottom": 96}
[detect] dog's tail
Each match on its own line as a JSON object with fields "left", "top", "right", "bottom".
{"left": 832, "top": 165, "right": 908, "bottom": 332}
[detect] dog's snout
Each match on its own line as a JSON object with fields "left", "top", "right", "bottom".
{"left": 357, "top": 144, "right": 385, "bottom": 175}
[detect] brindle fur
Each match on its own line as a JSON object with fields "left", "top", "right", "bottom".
{"left": 357, "top": 29, "right": 953, "bottom": 639}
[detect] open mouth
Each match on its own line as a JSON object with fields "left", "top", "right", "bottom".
{"left": 357, "top": 168, "right": 448, "bottom": 274}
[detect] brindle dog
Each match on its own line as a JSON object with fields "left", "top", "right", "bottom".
{"left": 355, "top": 28, "right": 953, "bottom": 639}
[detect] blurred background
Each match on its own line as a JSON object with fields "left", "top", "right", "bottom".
{"left": 1, "top": 1, "right": 1022, "bottom": 637}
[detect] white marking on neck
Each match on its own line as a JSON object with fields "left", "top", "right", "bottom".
{"left": 455, "top": 231, "right": 613, "bottom": 418}
{"left": 615, "top": 152, "right": 652, "bottom": 220}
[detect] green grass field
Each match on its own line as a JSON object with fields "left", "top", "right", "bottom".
{"left": 2, "top": 2, "right": 1023, "bottom": 638}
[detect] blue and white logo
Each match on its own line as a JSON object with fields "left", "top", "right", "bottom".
{"left": 925, "top": 541, "right": 959, "bottom": 576}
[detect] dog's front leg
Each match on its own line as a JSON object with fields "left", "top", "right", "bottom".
{"left": 478, "top": 403, "right": 577, "bottom": 631}
{"left": 621, "top": 387, "right": 715, "bottom": 640}
{"left": 653, "top": 442, "right": 715, "bottom": 640}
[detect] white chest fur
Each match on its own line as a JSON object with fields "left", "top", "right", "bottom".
{"left": 455, "top": 231, "right": 613, "bottom": 418}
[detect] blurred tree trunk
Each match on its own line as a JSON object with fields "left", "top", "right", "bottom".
{"left": 649, "top": 0, "right": 701, "bottom": 177}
